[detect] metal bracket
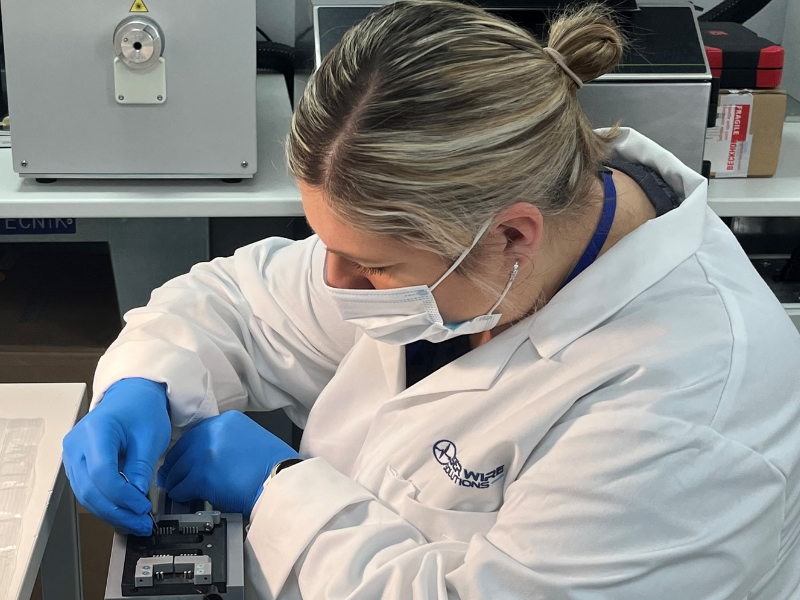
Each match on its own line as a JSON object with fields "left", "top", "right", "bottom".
{"left": 154, "top": 510, "right": 221, "bottom": 535}
{"left": 114, "top": 57, "right": 166, "bottom": 104}
{"left": 134, "top": 555, "right": 212, "bottom": 587}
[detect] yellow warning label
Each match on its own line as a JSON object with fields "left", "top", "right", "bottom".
{"left": 130, "top": 0, "right": 148, "bottom": 12}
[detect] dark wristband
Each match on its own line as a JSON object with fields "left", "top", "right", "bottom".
{"left": 273, "top": 457, "right": 304, "bottom": 477}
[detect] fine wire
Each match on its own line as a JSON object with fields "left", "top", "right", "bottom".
{"left": 119, "top": 470, "right": 158, "bottom": 534}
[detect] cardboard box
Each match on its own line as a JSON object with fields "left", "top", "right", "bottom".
{"left": 704, "top": 89, "right": 787, "bottom": 178}
{"left": 27, "top": 514, "right": 116, "bottom": 600}
{"left": 79, "top": 512, "right": 117, "bottom": 600}
{"left": 0, "top": 244, "right": 121, "bottom": 600}
{"left": 0, "top": 244, "right": 121, "bottom": 397}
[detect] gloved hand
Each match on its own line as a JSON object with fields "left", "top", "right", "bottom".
{"left": 156, "top": 411, "right": 299, "bottom": 516}
{"left": 63, "top": 378, "right": 171, "bottom": 536}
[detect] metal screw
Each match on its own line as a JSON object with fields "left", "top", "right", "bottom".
{"left": 20, "top": 160, "right": 27, "bottom": 167}
{"left": 241, "top": 161, "right": 249, "bottom": 168}
{"left": 118, "top": 95, "right": 124, "bottom": 101}
{"left": 157, "top": 95, "right": 163, "bottom": 101}
{"left": 123, "top": 37, "right": 128, "bottom": 42}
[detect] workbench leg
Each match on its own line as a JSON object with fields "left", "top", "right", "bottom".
{"left": 108, "top": 218, "right": 210, "bottom": 318}
{"left": 40, "top": 483, "right": 84, "bottom": 600}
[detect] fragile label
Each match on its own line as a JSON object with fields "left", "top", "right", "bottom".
{"left": 704, "top": 93, "right": 754, "bottom": 178}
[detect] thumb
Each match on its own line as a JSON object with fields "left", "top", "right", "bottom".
{"left": 122, "top": 435, "right": 161, "bottom": 495}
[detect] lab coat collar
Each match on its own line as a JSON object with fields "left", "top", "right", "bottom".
{"left": 375, "top": 322, "right": 534, "bottom": 401}
{"left": 526, "top": 128, "right": 709, "bottom": 359}
{"left": 374, "top": 130, "right": 707, "bottom": 393}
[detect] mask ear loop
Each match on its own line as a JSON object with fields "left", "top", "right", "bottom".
{"left": 488, "top": 260, "right": 520, "bottom": 315}
{"left": 430, "top": 219, "right": 494, "bottom": 291}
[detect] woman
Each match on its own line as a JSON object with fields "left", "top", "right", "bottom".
{"left": 63, "top": 2, "right": 800, "bottom": 598}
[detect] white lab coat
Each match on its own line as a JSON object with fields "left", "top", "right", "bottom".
{"left": 93, "top": 129, "right": 800, "bottom": 600}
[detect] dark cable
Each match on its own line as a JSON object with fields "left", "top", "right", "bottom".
{"left": 698, "top": 0, "right": 774, "bottom": 23}
{"left": 256, "top": 26, "right": 271, "bottom": 42}
{"left": 296, "top": 24, "right": 314, "bottom": 41}
{"left": 257, "top": 41, "right": 299, "bottom": 106}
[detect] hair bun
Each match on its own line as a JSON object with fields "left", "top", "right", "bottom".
{"left": 546, "top": 3, "right": 625, "bottom": 85}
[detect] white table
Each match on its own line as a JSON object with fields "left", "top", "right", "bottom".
{"left": 3, "top": 383, "right": 87, "bottom": 600}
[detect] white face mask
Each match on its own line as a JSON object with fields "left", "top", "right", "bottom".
{"left": 323, "top": 220, "right": 519, "bottom": 345}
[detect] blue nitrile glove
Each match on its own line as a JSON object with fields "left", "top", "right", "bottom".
{"left": 156, "top": 411, "right": 300, "bottom": 516}
{"left": 63, "top": 378, "right": 171, "bottom": 537}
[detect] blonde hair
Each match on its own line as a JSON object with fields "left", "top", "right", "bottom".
{"left": 287, "top": 0, "right": 624, "bottom": 269}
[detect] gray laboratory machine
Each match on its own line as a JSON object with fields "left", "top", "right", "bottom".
{"left": 299, "top": 1, "right": 713, "bottom": 173}
{"left": 105, "top": 494, "right": 244, "bottom": 600}
{"left": 0, "top": 0, "right": 257, "bottom": 179}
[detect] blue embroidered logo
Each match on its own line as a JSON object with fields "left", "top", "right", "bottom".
{"left": 432, "top": 440, "right": 505, "bottom": 489}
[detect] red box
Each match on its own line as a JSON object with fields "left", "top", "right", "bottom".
{"left": 701, "top": 22, "right": 783, "bottom": 88}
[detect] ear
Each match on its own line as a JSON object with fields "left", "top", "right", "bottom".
{"left": 487, "top": 202, "right": 544, "bottom": 263}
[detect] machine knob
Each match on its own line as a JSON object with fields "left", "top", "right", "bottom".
{"left": 113, "top": 17, "right": 165, "bottom": 70}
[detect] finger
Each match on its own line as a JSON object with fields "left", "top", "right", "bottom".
{"left": 121, "top": 434, "right": 158, "bottom": 495}
{"left": 124, "top": 415, "right": 171, "bottom": 495}
{"left": 62, "top": 424, "right": 81, "bottom": 461}
{"left": 63, "top": 449, "right": 82, "bottom": 504}
{"left": 159, "top": 421, "right": 203, "bottom": 474}
{"left": 162, "top": 450, "right": 201, "bottom": 498}
{"left": 157, "top": 418, "right": 212, "bottom": 487}
{"left": 62, "top": 423, "right": 88, "bottom": 478}
{"left": 167, "top": 473, "right": 207, "bottom": 504}
{"left": 83, "top": 427, "right": 152, "bottom": 515}
{"left": 72, "top": 457, "right": 153, "bottom": 537}
{"left": 155, "top": 465, "right": 167, "bottom": 489}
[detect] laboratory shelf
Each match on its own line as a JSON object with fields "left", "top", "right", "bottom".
{"left": 0, "top": 75, "right": 304, "bottom": 219}
{"left": 0, "top": 78, "right": 798, "bottom": 219}
{"left": 708, "top": 122, "right": 800, "bottom": 217}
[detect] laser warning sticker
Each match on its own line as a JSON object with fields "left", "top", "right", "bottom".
{"left": 130, "top": 0, "right": 148, "bottom": 12}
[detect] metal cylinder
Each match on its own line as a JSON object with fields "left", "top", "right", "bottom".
{"left": 113, "top": 17, "right": 165, "bottom": 70}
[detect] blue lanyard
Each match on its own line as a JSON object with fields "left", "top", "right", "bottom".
{"left": 559, "top": 170, "right": 617, "bottom": 290}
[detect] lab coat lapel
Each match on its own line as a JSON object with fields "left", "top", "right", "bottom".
{"left": 369, "top": 129, "right": 708, "bottom": 396}
{"left": 528, "top": 128, "right": 710, "bottom": 359}
{"left": 385, "top": 324, "right": 533, "bottom": 404}
{"left": 376, "top": 340, "right": 405, "bottom": 397}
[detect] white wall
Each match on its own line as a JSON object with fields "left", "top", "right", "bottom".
{"left": 259, "top": 0, "right": 791, "bottom": 46}
{"left": 257, "top": 0, "right": 295, "bottom": 45}
{"left": 745, "top": 0, "right": 789, "bottom": 44}
{"left": 783, "top": 0, "right": 800, "bottom": 99}
{"left": 626, "top": 0, "right": 788, "bottom": 43}
{"left": 260, "top": 0, "right": 796, "bottom": 96}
